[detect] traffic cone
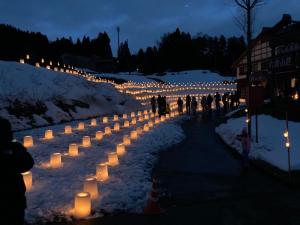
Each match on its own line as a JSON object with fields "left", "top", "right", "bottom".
{"left": 144, "top": 176, "right": 164, "bottom": 214}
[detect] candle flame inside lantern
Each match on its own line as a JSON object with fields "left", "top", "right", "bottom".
{"left": 65, "top": 125, "right": 72, "bottom": 134}
{"left": 114, "top": 123, "right": 120, "bottom": 131}
{"left": 74, "top": 192, "right": 91, "bottom": 218}
{"left": 123, "top": 135, "right": 131, "bottom": 145}
{"left": 108, "top": 152, "right": 119, "bottom": 166}
{"left": 116, "top": 144, "right": 126, "bottom": 156}
{"left": 44, "top": 130, "right": 54, "bottom": 140}
{"left": 83, "top": 177, "right": 98, "bottom": 200}
{"left": 23, "top": 136, "right": 34, "bottom": 148}
{"left": 82, "top": 136, "right": 91, "bottom": 147}
{"left": 130, "top": 130, "right": 138, "bottom": 140}
{"left": 22, "top": 171, "right": 32, "bottom": 191}
{"left": 105, "top": 127, "right": 112, "bottom": 135}
{"left": 50, "top": 153, "right": 62, "bottom": 168}
{"left": 78, "top": 122, "right": 85, "bottom": 130}
{"left": 95, "top": 131, "right": 103, "bottom": 140}
{"left": 123, "top": 120, "right": 130, "bottom": 128}
{"left": 91, "top": 119, "right": 97, "bottom": 126}
{"left": 69, "top": 144, "right": 79, "bottom": 157}
{"left": 96, "top": 163, "right": 109, "bottom": 181}
{"left": 102, "top": 117, "right": 108, "bottom": 124}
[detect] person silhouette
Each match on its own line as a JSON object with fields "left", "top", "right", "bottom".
{"left": 0, "top": 117, "right": 34, "bottom": 225}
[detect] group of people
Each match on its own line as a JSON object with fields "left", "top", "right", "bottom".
{"left": 151, "top": 95, "right": 171, "bottom": 116}
{"left": 177, "top": 95, "right": 198, "bottom": 116}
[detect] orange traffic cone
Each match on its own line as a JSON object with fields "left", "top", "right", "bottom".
{"left": 144, "top": 176, "right": 164, "bottom": 214}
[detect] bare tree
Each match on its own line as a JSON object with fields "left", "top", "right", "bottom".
{"left": 234, "top": 0, "right": 263, "bottom": 136}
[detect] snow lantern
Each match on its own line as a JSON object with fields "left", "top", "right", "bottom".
{"left": 166, "top": 114, "right": 170, "bottom": 119}
{"left": 74, "top": 192, "right": 91, "bottom": 218}
{"left": 116, "top": 144, "right": 126, "bottom": 156}
{"left": 108, "top": 152, "right": 119, "bottom": 166}
{"left": 44, "top": 130, "right": 54, "bottom": 140}
{"left": 19, "top": 59, "right": 25, "bottom": 64}
{"left": 144, "top": 124, "right": 150, "bottom": 132}
{"left": 148, "top": 121, "right": 154, "bottom": 128}
{"left": 161, "top": 115, "right": 165, "bottom": 122}
{"left": 130, "top": 130, "right": 138, "bottom": 140}
{"left": 102, "top": 117, "right": 108, "bottom": 124}
{"left": 123, "top": 120, "right": 130, "bottom": 128}
{"left": 78, "top": 122, "right": 85, "bottom": 130}
{"left": 69, "top": 144, "right": 79, "bottom": 157}
{"left": 95, "top": 131, "right": 103, "bottom": 140}
{"left": 82, "top": 136, "right": 91, "bottom": 147}
{"left": 144, "top": 114, "right": 149, "bottom": 120}
{"left": 65, "top": 125, "right": 72, "bottom": 134}
{"left": 131, "top": 118, "right": 137, "bottom": 125}
{"left": 130, "top": 112, "right": 135, "bottom": 118}
{"left": 96, "top": 163, "right": 109, "bottom": 181}
{"left": 123, "top": 135, "right": 131, "bottom": 146}
{"left": 144, "top": 110, "right": 148, "bottom": 115}
{"left": 150, "top": 113, "right": 155, "bottom": 118}
{"left": 138, "top": 111, "right": 142, "bottom": 116}
{"left": 22, "top": 171, "right": 32, "bottom": 191}
{"left": 122, "top": 114, "right": 128, "bottom": 119}
{"left": 138, "top": 117, "right": 144, "bottom": 122}
{"left": 113, "top": 115, "right": 119, "bottom": 121}
{"left": 104, "top": 127, "right": 111, "bottom": 135}
{"left": 23, "top": 136, "right": 34, "bottom": 148}
{"left": 50, "top": 153, "right": 62, "bottom": 168}
{"left": 91, "top": 119, "right": 97, "bottom": 126}
{"left": 114, "top": 123, "right": 120, "bottom": 131}
{"left": 83, "top": 177, "right": 98, "bottom": 200}
{"left": 155, "top": 118, "right": 160, "bottom": 124}
{"left": 136, "top": 127, "right": 143, "bottom": 135}
{"left": 35, "top": 62, "right": 40, "bottom": 68}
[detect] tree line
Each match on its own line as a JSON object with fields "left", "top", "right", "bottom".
{"left": 0, "top": 24, "right": 245, "bottom": 75}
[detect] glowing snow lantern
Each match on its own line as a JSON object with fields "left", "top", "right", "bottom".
{"left": 22, "top": 171, "right": 32, "bottom": 191}
{"left": 23, "top": 136, "right": 33, "bottom": 148}
{"left": 138, "top": 111, "right": 142, "bottom": 116}
{"left": 116, "top": 144, "right": 126, "bottom": 156}
{"left": 41, "top": 58, "right": 44, "bottom": 63}
{"left": 150, "top": 113, "right": 155, "bottom": 118}
{"left": 138, "top": 117, "right": 144, "bottom": 122}
{"left": 26, "top": 54, "right": 30, "bottom": 60}
{"left": 155, "top": 118, "right": 160, "bottom": 124}
{"left": 144, "top": 114, "right": 149, "bottom": 120}
{"left": 74, "top": 192, "right": 91, "bottom": 218}
{"left": 91, "top": 118, "right": 97, "bottom": 126}
{"left": 114, "top": 123, "right": 120, "bottom": 131}
{"left": 96, "top": 163, "right": 109, "bottom": 181}
{"left": 65, "top": 125, "right": 72, "bottom": 134}
{"left": 144, "top": 110, "right": 148, "bottom": 115}
{"left": 123, "top": 135, "right": 131, "bottom": 146}
{"left": 46, "top": 65, "right": 51, "bottom": 70}
{"left": 113, "top": 115, "right": 119, "bottom": 121}
{"left": 44, "top": 130, "right": 54, "bottom": 140}
{"left": 69, "top": 144, "right": 79, "bottom": 157}
{"left": 131, "top": 118, "right": 137, "bottom": 125}
{"left": 136, "top": 127, "right": 143, "bottom": 135}
{"left": 50, "top": 153, "right": 62, "bottom": 168}
{"left": 35, "top": 62, "right": 40, "bottom": 68}
{"left": 83, "top": 177, "right": 98, "bottom": 200}
{"left": 144, "top": 124, "right": 150, "bottom": 132}
{"left": 131, "top": 112, "right": 135, "bottom": 118}
{"left": 78, "top": 122, "right": 85, "bottom": 130}
{"left": 108, "top": 152, "right": 119, "bottom": 166}
{"left": 95, "top": 131, "right": 103, "bottom": 140}
{"left": 130, "top": 130, "right": 138, "bottom": 140}
{"left": 123, "top": 120, "right": 130, "bottom": 128}
{"left": 102, "top": 117, "right": 108, "bottom": 124}
{"left": 82, "top": 136, "right": 91, "bottom": 147}
{"left": 122, "top": 114, "right": 128, "bottom": 119}
{"left": 166, "top": 114, "right": 170, "bottom": 119}
{"left": 20, "top": 59, "right": 25, "bottom": 64}
{"left": 104, "top": 127, "right": 112, "bottom": 135}
{"left": 161, "top": 115, "right": 166, "bottom": 122}
{"left": 49, "top": 61, "right": 52, "bottom": 66}
{"left": 148, "top": 121, "right": 154, "bottom": 128}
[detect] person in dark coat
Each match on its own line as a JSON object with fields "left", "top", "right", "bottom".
{"left": 191, "top": 96, "right": 198, "bottom": 116}
{"left": 157, "top": 95, "right": 163, "bottom": 116}
{"left": 177, "top": 97, "right": 183, "bottom": 113}
{"left": 185, "top": 95, "right": 191, "bottom": 114}
{"left": 214, "top": 92, "right": 221, "bottom": 111}
{"left": 162, "top": 96, "right": 167, "bottom": 115}
{"left": 0, "top": 117, "right": 34, "bottom": 225}
{"left": 150, "top": 96, "right": 156, "bottom": 114}
{"left": 206, "top": 94, "right": 213, "bottom": 114}
{"left": 222, "top": 93, "right": 228, "bottom": 113}
{"left": 201, "top": 96, "right": 206, "bottom": 112}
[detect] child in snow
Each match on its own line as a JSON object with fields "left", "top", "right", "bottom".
{"left": 237, "top": 128, "right": 251, "bottom": 172}
{"left": 0, "top": 117, "right": 34, "bottom": 225}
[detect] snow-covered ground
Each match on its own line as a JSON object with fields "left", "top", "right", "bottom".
{"left": 16, "top": 114, "right": 185, "bottom": 223}
{"left": 0, "top": 61, "right": 140, "bottom": 130}
{"left": 215, "top": 115, "right": 300, "bottom": 171}
{"left": 95, "top": 70, "right": 234, "bottom": 83}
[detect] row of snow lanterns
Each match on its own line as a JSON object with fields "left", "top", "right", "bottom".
{"left": 21, "top": 109, "right": 179, "bottom": 218}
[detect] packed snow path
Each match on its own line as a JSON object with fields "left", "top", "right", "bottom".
{"left": 16, "top": 112, "right": 184, "bottom": 223}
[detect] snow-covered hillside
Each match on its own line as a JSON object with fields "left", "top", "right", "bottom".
{"left": 95, "top": 70, "right": 234, "bottom": 83}
{"left": 0, "top": 61, "right": 140, "bottom": 130}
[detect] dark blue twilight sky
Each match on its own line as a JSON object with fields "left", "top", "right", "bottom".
{"left": 0, "top": 0, "right": 299, "bottom": 55}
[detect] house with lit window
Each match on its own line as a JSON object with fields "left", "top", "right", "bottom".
{"left": 234, "top": 14, "right": 300, "bottom": 100}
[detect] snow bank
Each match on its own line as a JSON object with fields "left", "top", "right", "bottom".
{"left": 15, "top": 116, "right": 185, "bottom": 223}
{"left": 215, "top": 115, "right": 300, "bottom": 171}
{"left": 0, "top": 61, "right": 140, "bottom": 130}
